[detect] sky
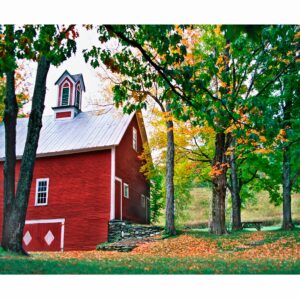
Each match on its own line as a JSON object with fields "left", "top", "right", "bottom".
{"left": 23, "top": 27, "right": 103, "bottom": 115}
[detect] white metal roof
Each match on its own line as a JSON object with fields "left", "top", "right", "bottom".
{"left": 0, "top": 107, "right": 135, "bottom": 160}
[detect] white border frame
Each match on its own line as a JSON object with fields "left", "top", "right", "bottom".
{"left": 35, "top": 178, "right": 49, "bottom": 206}
{"left": 25, "top": 218, "right": 65, "bottom": 251}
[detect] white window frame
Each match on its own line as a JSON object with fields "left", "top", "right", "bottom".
{"left": 35, "top": 178, "right": 49, "bottom": 206}
{"left": 141, "top": 194, "right": 145, "bottom": 208}
{"left": 75, "top": 84, "right": 81, "bottom": 107}
{"left": 124, "top": 183, "right": 129, "bottom": 199}
{"left": 61, "top": 81, "right": 70, "bottom": 106}
{"left": 133, "top": 127, "right": 137, "bottom": 151}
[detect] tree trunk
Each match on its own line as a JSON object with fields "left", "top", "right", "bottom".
{"left": 210, "top": 132, "right": 228, "bottom": 235}
{"left": 1, "top": 56, "right": 51, "bottom": 253}
{"left": 1, "top": 71, "right": 19, "bottom": 251}
{"left": 282, "top": 147, "right": 294, "bottom": 230}
{"left": 165, "top": 104, "right": 176, "bottom": 236}
{"left": 229, "top": 139, "right": 242, "bottom": 230}
{"left": 281, "top": 95, "right": 294, "bottom": 230}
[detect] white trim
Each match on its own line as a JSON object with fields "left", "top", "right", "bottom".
{"left": 133, "top": 127, "right": 137, "bottom": 151}
{"left": 124, "top": 183, "right": 129, "bottom": 199}
{"left": 61, "top": 222, "right": 65, "bottom": 251}
{"left": 75, "top": 84, "right": 81, "bottom": 108}
{"left": 115, "top": 177, "right": 123, "bottom": 220}
{"left": 141, "top": 194, "right": 145, "bottom": 208}
{"left": 61, "top": 81, "right": 71, "bottom": 106}
{"left": 35, "top": 178, "right": 49, "bottom": 206}
{"left": 110, "top": 147, "right": 116, "bottom": 220}
{"left": 25, "top": 218, "right": 65, "bottom": 224}
{"left": 56, "top": 72, "right": 76, "bottom": 86}
{"left": 25, "top": 218, "right": 65, "bottom": 251}
{"left": 146, "top": 197, "right": 150, "bottom": 223}
{"left": 54, "top": 106, "right": 78, "bottom": 120}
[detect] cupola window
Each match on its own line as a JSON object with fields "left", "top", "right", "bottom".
{"left": 61, "top": 82, "right": 70, "bottom": 106}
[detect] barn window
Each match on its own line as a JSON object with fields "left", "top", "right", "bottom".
{"left": 61, "top": 82, "right": 70, "bottom": 106}
{"left": 133, "top": 127, "right": 137, "bottom": 151}
{"left": 141, "top": 195, "right": 145, "bottom": 208}
{"left": 35, "top": 178, "right": 49, "bottom": 206}
{"left": 124, "top": 183, "right": 129, "bottom": 199}
{"left": 75, "top": 85, "right": 80, "bottom": 107}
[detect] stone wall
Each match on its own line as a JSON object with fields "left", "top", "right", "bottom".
{"left": 108, "top": 220, "right": 162, "bottom": 242}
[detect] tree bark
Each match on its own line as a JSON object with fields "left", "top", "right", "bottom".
{"left": 1, "top": 71, "right": 19, "bottom": 251}
{"left": 165, "top": 104, "right": 176, "bottom": 236}
{"left": 229, "top": 138, "right": 242, "bottom": 230}
{"left": 1, "top": 56, "right": 51, "bottom": 253}
{"left": 210, "top": 132, "right": 228, "bottom": 235}
{"left": 281, "top": 96, "right": 294, "bottom": 230}
{"left": 282, "top": 146, "right": 294, "bottom": 230}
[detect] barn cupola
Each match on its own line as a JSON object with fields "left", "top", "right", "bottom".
{"left": 52, "top": 70, "right": 86, "bottom": 119}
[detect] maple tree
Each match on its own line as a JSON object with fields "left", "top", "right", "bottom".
{"left": 84, "top": 25, "right": 196, "bottom": 235}
{"left": 0, "top": 24, "right": 78, "bottom": 253}
{"left": 84, "top": 25, "right": 300, "bottom": 235}
{"left": 141, "top": 109, "right": 208, "bottom": 224}
{"left": 0, "top": 63, "right": 31, "bottom": 122}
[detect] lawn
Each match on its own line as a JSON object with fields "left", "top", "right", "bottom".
{"left": 185, "top": 188, "right": 300, "bottom": 227}
{"left": 1, "top": 227, "right": 300, "bottom": 274}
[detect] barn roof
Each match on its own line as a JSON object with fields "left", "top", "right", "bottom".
{"left": 0, "top": 107, "right": 135, "bottom": 160}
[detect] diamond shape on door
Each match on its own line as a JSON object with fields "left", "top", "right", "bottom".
{"left": 44, "top": 230, "right": 55, "bottom": 246}
{"left": 23, "top": 231, "right": 32, "bottom": 246}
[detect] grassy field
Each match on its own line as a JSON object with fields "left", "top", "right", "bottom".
{"left": 185, "top": 188, "right": 300, "bottom": 226}
{"left": 1, "top": 227, "right": 300, "bottom": 274}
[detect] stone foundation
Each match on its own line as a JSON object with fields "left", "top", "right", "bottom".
{"left": 108, "top": 220, "right": 162, "bottom": 242}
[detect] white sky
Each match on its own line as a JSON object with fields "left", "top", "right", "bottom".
{"left": 24, "top": 27, "right": 103, "bottom": 115}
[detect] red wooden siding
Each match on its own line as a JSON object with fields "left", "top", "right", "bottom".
{"left": 0, "top": 150, "right": 111, "bottom": 251}
{"left": 115, "top": 114, "right": 150, "bottom": 224}
{"left": 56, "top": 111, "right": 72, "bottom": 118}
{"left": 57, "top": 77, "right": 74, "bottom": 106}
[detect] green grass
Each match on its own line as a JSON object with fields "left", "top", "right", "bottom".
{"left": 1, "top": 256, "right": 300, "bottom": 274}
{"left": 184, "top": 188, "right": 300, "bottom": 226}
{"left": 0, "top": 228, "right": 299, "bottom": 274}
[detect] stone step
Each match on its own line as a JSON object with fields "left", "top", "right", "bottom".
{"left": 108, "top": 220, "right": 163, "bottom": 243}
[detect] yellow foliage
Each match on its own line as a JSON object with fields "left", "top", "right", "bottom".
{"left": 259, "top": 136, "right": 267, "bottom": 143}
{"left": 219, "top": 81, "right": 227, "bottom": 88}
{"left": 216, "top": 57, "right": 223, "bottom": 66}
{"left": 214, "top": 25, "right": 222, "bottom": 35}
{"left": 294, "top": 31, "right": 300, "bottom": 39}
{"left": 254, "top": 148, "right": 272, "bottom": 154}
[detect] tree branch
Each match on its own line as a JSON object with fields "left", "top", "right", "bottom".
{"left": 254, "top": 56, "right": 299, "bottom": 98}
{"left": 291, "top": 170, "right": 300, "bottom": 187}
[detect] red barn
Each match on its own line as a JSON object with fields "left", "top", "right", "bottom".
{"left": 0, "top": 70, "right": 150, "bottom": 251}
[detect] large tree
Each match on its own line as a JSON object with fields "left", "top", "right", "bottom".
{"left": 0, "top": 24, "right": 78, "bottom": 253}
{"left": 85, "top": 25, "right": 188, "bottom": 234}
{"left": 85, "top": 25, "right": 299, "bottom": 235}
